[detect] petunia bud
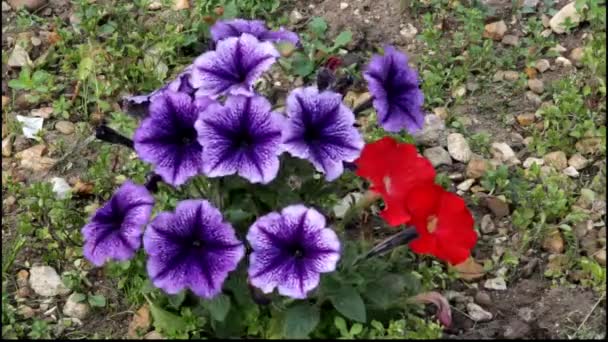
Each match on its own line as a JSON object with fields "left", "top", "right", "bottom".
{"left": 408, "top": 291, "right": 452, "bottom": 328}
{"left": 316, "top": 67, "right": 335, "bottom": 92}
{"left": 95, "top": 124, "right": 134, "bottom": 149}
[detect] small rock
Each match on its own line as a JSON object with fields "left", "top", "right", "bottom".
{"left": 581, "top": 231, "right": 599, "bottom": 256}
{"left": 16, "top": 286, "right": 32, "bottom": 298}
{"left": 413, "top": 114, "right": 446, "bottom": 146}
{"left": 523, "top": 157, "right": 544, "bottom": 168}
{"left": 483, "top": 20, "right": 507, "bottom": 41}
{"left": 457, "top": 179, "right": 475, "bottom": 192}
{"left": 339, "top": 2, "right": 348, "bottom": 10}
{"left": 451, "top": 85, "right": 466, "bottom": 98}
{"left": 569, "top": 47, "right": 584, "bottom": 67}
{"left": 289, "top": 9, "right": 304, "bottom": 24}
{"left": 482, "top": 196, "right": 510, "bottom": 218}
{"left": 541, "top": 14, "right": 551, "bottom": 27}
{"left": 7, "top": 0, "right": 47, "bottom": 11}
{"left": 535, "top": 59, "right": 550, "bottom": 73}
{"left": 549, "top": 2, "right": 585, "bottom": 34}
{"left": 55, "top": 121, "right": 75, "bottom": 135}
{"left": 551, "top": 44, "right": 568, "bottom": 54}
{"left": 15, "top": 144, "right": 57, "bottom": 172}
{"left": 332, "top": 192, "right": 363, "bottom": 219}
{"left": 493, "top": 70, "right": 505, "bottom": 82}
{"left": 480, "top": 214, "right": 496, "bottom": 234}
{"left": 484, "top": 277, "right": 507, "bottom": 291}
{"left": 516, "top": 113, "right": 536, "bottom": 126}
{"left": 543, "top": 151, "right": 568, "bottom": 170}
{"left": 447, "top": 133, "right": 472, "bottom": 163}
{"left": 574, "top": 220, "right": 592, "bottom": 238}
{"left": 173, "top": 0, "right": 189, "bottom": 10}
{"left": 51, "top": 177, "right": 71, "bottom": 199}
{"left": 576, "top": 189, "right": 595, "bottom": 209}
{"left": 540, "top": 29, "right": 553, "bottom": 38}
{"left": 423, "top": 146, "right": 452, "bottom": 167}
{"left": 503, "top": 319, "right": 531, "bottom": 339}
{"left": 63, "top": 293, "right": 90, "bottom": 320}
{"left": 491, "top": 142, "right": 520, "bottom": 165}
{"left": 2, "top": 1, "right": 11, "bottom": 11}
{"left": 527, "top": 79, "right": 544, "bottom": 94}
{"left": 147, "top": 0, "right": 161, "bottom": 10}
{"left": 128, "top": 305, "right": 152, "bottom": 338}
{"left": 17, "top": 305, "right": 36, "bottom": 319}
{"left": 29, "top": 266, "right": 71, "bottom": 297}
{"left": 466, "top": 158, "right": 489, "bottom": 179}
{"left": 525, "top": 91, "right": 542, "bottom": 106}
{"left": 144, "top": 331, "right": 164, "bottom": 340}
{"left": 594, "top": 249, "right": 606, "bottom": 266}
{"left": 16, "top": 269, "right": 29, "bottom": 288}
{"left": 433, "top": 107, "right": 448, "bottom": 120}
{"left": 555, "top": 56, "right": 573, "bottom": 68}
{"left": 8, "top": 44, "right": 33, "bottom": 68}
{"left": 501, "top": 34, "right": 519, "bottom": 46}
{"left": 517, "top": 307, "right": 535, "bottom": 323}
{"left": 542, "top": 228, "right": 565, "bottom": 253}
{"left": 400, "top": 23, "right": 418, "bottom": 41}
{"left": 2, "top": 135, "right": 14, "bottom": 157}
{"left": 467, "top": 303, "right": 493, "bottom": 322}
{"left": 475, "top": 291, "right": 492, "bottom": 306}
{"left": 568, "top": 154, "right": 588, "bottom": 170}
{"left": 562, "top": 166, "right": 579, "bottom": 178}
{"left": 522, "top": 0, "right": 539, "bottom": 7}
{"left": 3, "top": 195, "right": 17, "bottom": 210}
{"left": 522, "top": 258, "right": 539, "bottom": 278}
{"left": 503, "top": 70, "right": 519, "bottom": 81}
{"left": 31, "top": 107, "right": 53, "bottom": 118}
{"left": 576, "top": 138, "right": 602, "bottom": 155}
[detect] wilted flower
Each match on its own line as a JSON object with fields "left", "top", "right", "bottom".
{"left": 143, "top": 199, "right": 245, "bottom": 298}
{"left": 247, "top": 205, "right": 340, "bottom": 299}
{"left": 191, "top": 33, "right": 279, "bottom": 98}
{"left": 133, "top": 90, "right": 215, "bottom": 186}
{"left": 82, "top": 180, "right": 154, "bottom": 266}
{"left": 404, "top": 183, "right": 477, "bottom": 265}
{"left": 354, "top": 137, "right": 435, "bottom": 226}
{"left": 363, "top": 45, "right": 425, "bottom": 133}
{"left": 211, "top": 19, "right": 299, "bottom": 46}
{"left": 408, "top": 291, "right": 452, "bottom": 328}
{"left": 195, "top": 95, "right": 284, "bottom": 184}
{"left": 282, "top": 86, "right": 364, "bottom": 181}
{"left": 122, "top": 66, "right": 195, "bottom": 117}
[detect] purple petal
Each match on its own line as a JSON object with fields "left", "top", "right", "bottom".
{"left": 143, "top": 199, "right": 244, "bottom": 299}
{"left": 81, "top": 181, "right": 154, "bottom": 267}
{"left": 195, "top": 95, "right": 283, "bottom": 184}
{"left": 191, "top": 33, "right": 279, "bottom": 98}
{"left": 363, "top": 45, "right": 425, "bottom": 133}
{"left": 210, "top": 19, "right": 268, "bottom": 42}
{"left": 259, "top": 27, "right": 300, "bottom": 45}
{"left": 246, "top": 205, "right": 340, "bottom": 299}
{"left": 133, "top": 91, "right": 212, "bottom": 186}
{"left": 282, "top": 86, "right": 364, "bottom": 181}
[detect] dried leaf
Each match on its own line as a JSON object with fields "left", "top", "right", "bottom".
{"left": 452, "top": 257, "right": 485, "bottom": 281}
{"left": 174, "top": 0, "right": 190, "bottom": 10}
{"left": 73, "top": 180, "right": 95, "bottom": 195}
{"left": 524, "top": 66, "right": 537, "bottom": 79}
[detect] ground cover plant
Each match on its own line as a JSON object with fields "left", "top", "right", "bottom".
{"left": 2, "top": 0, "right": 606, "bottom": 340}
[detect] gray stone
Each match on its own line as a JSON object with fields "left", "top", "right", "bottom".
{"left": 523, "top": 157, "right": 544, "bottom": 168}
{"left": 503, "top": 319, "right": 531, "bottom": 339}
{"left": 7, "top": 44, "right": 32, "bottom": 68}
{"left": 29, "top": 266, "right": 71, "bottom": 297}
{"left": 491, "top": 142, "right": 520, "bottom": 165}
{"left": 413, "top": 114, "right": 446, "bottom": 146}
{"left": 535, "top": 59, "right": 550, "bottom": 73}
{"left": 7, "top": 0, "right": 47, "bottom": 11}
{"left": 501, "top": 34, "right": 519, "bottom": 46}
{"left": 550, "top": 2, "right": 585, "bottom": 34}
{"left": 63, "top": 293, "right": 90, "bottom": 320}
{"left": 457, "top": 178, "right": 475, "bottom": 192}
{"left": 563, "top": 166, "right": 579, "bottom": 178}
{"left": 484, "top": 277, "right": 507, "bottom": 291}
{"left": 55, "top": 121, "right": 75, "bottom": 135}
{"left": 528, "top": 79, "right": 544, "bottom": 94}
{"left": 480, "top": 214, "right": 496, "bottom": 234}
{"left": 447, "top": 133, "right": 472, "bottom": 163}
{"left": 474, "top": 291, "right": 492, "bottom": 306}
{"left": 467, "top": 303, "right": 493, "bottom": 322}
{"left": 568, "top": 153, "right": 589, "bottom": 170}
{"left": 423, "top": 146, "right": 452, "bottom": 167}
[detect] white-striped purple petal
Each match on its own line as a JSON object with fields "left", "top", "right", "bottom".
{"left": 143, "top": 199, "right": 245, "bottom": 299}
{"left": 195, "top": 95, "right": 283, "bottom": 184}
{"left": 282, "top": 86, "right": 364, "bottom": 181}
{"left": 81, "top": 180, "right": 154, "bottom": 267}
{"left": 211, "top": 19, "right": 299, "bottom": 46}
{"left": 247, "top": 205, "right": 341, "bottom": 299}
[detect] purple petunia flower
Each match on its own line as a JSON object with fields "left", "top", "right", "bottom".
{"left": 122, "top": 66, "right": 196, "bottom": 117}
{"left": 143, "top": 199, "right": 245, "bottom": 298}
{"left": 282, "top": 86, "right": 364, "bottom": 181}
{"left": 82, "top": 180, "right": 154, "bottom": 267}
{"left": 191, "top": 33, "right": 279, "bottom": 98}
{"left": 211, "top": 19, "right": 299, "bottom": 46}
{"left": 195, "top": 95, "right": 283, "bottom": 184}
{"left": 247, "top": 205, "right": 340, "bottom": 299}
{"left": 363, "top": 45, "right": 425, "bottom": 133}
{"left": 133, "top": 90, "right": 215, "bottom": 186}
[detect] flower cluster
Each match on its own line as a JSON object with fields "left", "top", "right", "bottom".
{"left": 355, "top": 137, "right": 477, "bottom": 265}
{"left": 83, "top": 17, "right": 477, "bottom": 304}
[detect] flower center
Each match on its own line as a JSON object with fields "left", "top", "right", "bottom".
{"left": 383, "top": 176, "right": 392, "bottom": 194}
{"left": 181, "top": 128, "right": 198, "bottom": 145}
{"left": 303, "top": 129, "right": 321, "bottom": 144}
{"left": 427, "top": 215, "right": 438, "bottom": 234}
{"left": 192, "top": 240, "right": 203, "bottom": 248}
{"left": 293, "top": 248, "right": 305, "bottom": 258}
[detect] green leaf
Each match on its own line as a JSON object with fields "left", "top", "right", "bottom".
{"left": 224, "top": 208, "right": 253, "bottom": 224}
{"left": 222, "top": 1, "right": 239, "bottom": 19}
{"left": 168, "top": 291, "right": 186, "bottom": 310}
{"left": 332, "top": 31, "right": 352, "bottom": 49}
{"left": 147, "top": 299, "right": 188, "bottom": 336}
{"left": 329, "top": 286, "right": 366, "bottom": 323}
{"left": 8, "top": 79, "right": 30, "bottom": 90}
{"left": 291, "top": 53, "right": 315, "bottom": 77}
{"left": 71, "top": 293, "right": 86, "bottom": 303}
{"left": 334, "top": 316, "right": 348, "bottom": 336}
{"left": 309, "top": 17, "right": 327, "bottom": 36}
{"left": 77, "top": 57, "right": 95, "bottom": 81}
{"left": 350, "top": 323, "right": 363, "bottom": 335}
{"left": 87, "top": 294, "right": 106, "bottom": 307}
{"left": 202, "top": 294, "right": 231, "bottom": 322}
{"left": 282, "top": 303, "right": 320, "bottom": 339}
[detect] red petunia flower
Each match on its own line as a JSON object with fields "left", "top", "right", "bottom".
{"left": 405, "top": 183, "right": 477, "bottom": 265}
{"left": 354, "top": 137, "right": 436, "bottom": 226}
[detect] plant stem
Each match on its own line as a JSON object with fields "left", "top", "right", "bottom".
{"left": 340, "top": 190, "right": 381, "bottom": 230}
{"left": 95, "top": 124, "right": 134, "bottom": 149}
{"left": 352, "top": 97, "right": 373, "bottom": 115}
